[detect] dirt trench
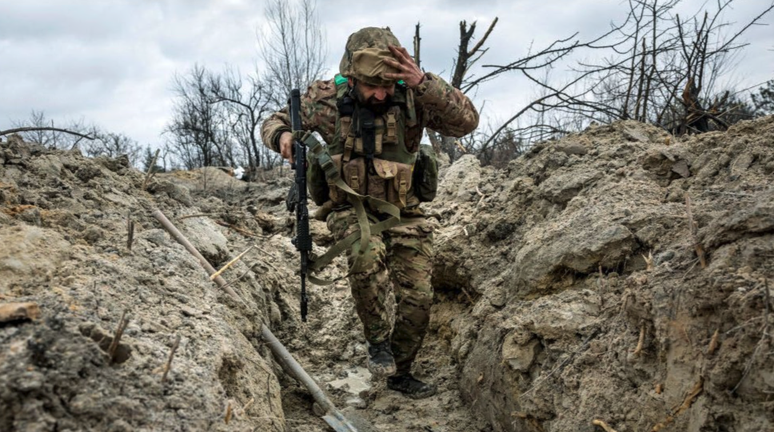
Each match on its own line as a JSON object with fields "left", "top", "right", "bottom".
{"left": 2, "top": 116, "right": 774, "bottom": 432}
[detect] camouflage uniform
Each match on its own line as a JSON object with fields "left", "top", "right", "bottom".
{"left": 261, "top": 27, "right": 478, "bottom": 375}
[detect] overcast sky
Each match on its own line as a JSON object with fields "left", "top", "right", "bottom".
{"left": 1, "top": 0, "right": 772, "bottom": 148}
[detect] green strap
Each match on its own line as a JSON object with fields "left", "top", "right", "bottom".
{"left": 308, "top": 216, "right": 403, "bottom": 286}
{"left": 302, "top": 131, "right": 405, "bottom": 285}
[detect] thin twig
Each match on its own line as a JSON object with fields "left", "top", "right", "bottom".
{"left": 216, "top": 220, "right": 257, "bottom": 237}
{"left": 142, "top": 149, "right": 160, "bottom": 191}
{"left": 238, "top": 397, "right": 255, "bottom": 416}
{"left": 707, "top": 328, "right": 720, "bottom": 355}
{"left": 224, "top": 401, "right": 233, "bottom": 424}
{"left": 108, "top": 310, "right": 129, "bottom": 364}
{"left": 765, "top": 278, "right": 771, "bottom": 327}
{"left": 632, "top": 322, "right": 646, "bottom": 356}
{"left": 127, "top": 211, "right": 134, "bottom": 251}
{"left": 702, "top": 190, "right": 754, "bottom": 198}
{"left": 210, "top": 245, "right": 254, "bottom": 281}
{"left": 177, "top": 213, "right": 216, "bottom": 220}
{"left": 597, "top": 265, "right": 605, "bottom": 309}
{"left": 684, "top": 193, "right": 706, "bottom": 268}
{"left": 162, "top": 334, "right": 181, "bottom": 383}
{"left": 725, "top": 316, "right": 765, "bottom": 335}
{"left": 0, "top": 126, "right": 95, "bottom": 140}
{"left": 681, "top": 259, "right": 700, "bottom": 281}
{"left": 592, "top": 419, "right": 618, "bottom": 432}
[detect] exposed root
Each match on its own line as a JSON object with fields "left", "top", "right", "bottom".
{"left": 216, "top": 220, "right": 258, "bottom": 237}
{"left": 224, "top": 400, "right": 233, "bottom": 424}
{"left": 141, "top": 149, "right": 160, "bottom": 191}
{"left": 707, "top": 329, "right": 720, "bottom": 355}
{"left": 642, "top": 250, "right": 654, "bottom": 271}
{"left": 650, "top": 378, "right": 703, "bottom": 431}
{"left": 592, "top": 418, "right": 618, "bottom": 432}
{"left": 683, "top": 193, "right": 706, "bottom": 269}
{"left": 632, "top": 322, "right": 646, "bottom": 356}
{"left": 162, "top": 334, "right": 181, "bottom": 383}
{"left": 108, "top": 310, "right": 129, "bottom": 365}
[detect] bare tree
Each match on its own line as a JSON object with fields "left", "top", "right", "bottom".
{"left": 422, "top": 18, "right": 498, "bottom": 163}
{"left": 751, "top": 79, "right": 774, "bottom": 115}
{"left": 81, "top": 132, "right": 142, "bottom": 167}
{"left": 466, "top": 0, "right": 774, "bottom": 160}
{"left": 207, "top": 67, "right": 281, "bottom": 176}
{"left": 165, "top": 65, "right": 233, "bottom": 169}
{"left": 258, "top": 0, "right": 327, "bottom": 108}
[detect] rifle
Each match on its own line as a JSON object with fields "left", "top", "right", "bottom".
{"left": 286, "top": 89, "right": 312, "bottom": 322}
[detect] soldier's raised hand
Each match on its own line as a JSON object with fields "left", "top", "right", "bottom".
{"left": 383, "top": 45, "right": 426, "bottom": 89}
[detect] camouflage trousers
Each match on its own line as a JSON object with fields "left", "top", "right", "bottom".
{"left": 327, "top": 208, "right": 434, "bottom": 375}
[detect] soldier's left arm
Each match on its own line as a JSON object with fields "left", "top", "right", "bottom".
{"left": 413, "top": 73, "right": 480, "bottom": 137}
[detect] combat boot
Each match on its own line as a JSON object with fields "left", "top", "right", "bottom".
{"left": 367, "top": 340, "right": 397, "bottom": 377}
{"left": 387, "top": 374, "right": 437, "bottom": 399}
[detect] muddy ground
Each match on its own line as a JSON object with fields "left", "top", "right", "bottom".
{"left": 1, "top": 116, "right": 773, "bottom": 432}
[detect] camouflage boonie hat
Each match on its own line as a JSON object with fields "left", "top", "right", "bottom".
{"left": 340, "top": 27, "right": 402, "bottom": 87}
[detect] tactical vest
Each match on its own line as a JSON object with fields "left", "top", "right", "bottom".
{"left": 327, "top": 75, "right": 420, "bottom": 209}
{"left": 307, "top": 75, "right": 438, "bottom": 209}
{"left": 303, "top": 77, "right": 439, "bottom": 283}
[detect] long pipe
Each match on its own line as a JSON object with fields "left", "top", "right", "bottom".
{"left": 152, "top": 208, "right": 360, "bottom": 431}
{"left": 152, "top": 208, "right": 242, "bottom": 303}
{"left": 260, "top": 325, "right": 336, "bottom": 413}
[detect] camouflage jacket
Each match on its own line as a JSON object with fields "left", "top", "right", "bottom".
{"left": 260, "top": 73, "right": 479, "bottom": 154}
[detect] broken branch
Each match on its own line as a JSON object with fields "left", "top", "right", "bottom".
{"left": 707, "top": 328, "right": 720, "bottom": 355}
{"left": 108, "top": 310, "right": 129, "bottom": 364}
{"left": 0, "top": 127, "right": 95, "bottom": 140}
{"left": 127, "top": 211, "right": 134, "bottom": 251}
{"left": 210, "top": 245, "right": 254, "bottom": 281}
{"left": 141, "top": 149, "right": 160, "bottom": 191}
{"left": 592, "top": 419, "right": 618, "bottom": 432}
{"left": 224, "top": 400, "right": 233, "bottom": 424}
{"left": 216, "top": 220, "right": 257, "bottom": 237}
{"left": 684, "top": 193, "right": 706, "bottom": 268}
{"left": 162, "top": 334, "right": 181, "bottom": 383}
{"left": 632, "top": 322, "right": 646, "bottom": 356}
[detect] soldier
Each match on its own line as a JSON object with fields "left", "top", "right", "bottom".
{"left": 261, "top": 27, "right": 478, "bottom": 399}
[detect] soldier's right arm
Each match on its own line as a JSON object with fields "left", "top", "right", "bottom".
{"left": 260, "top": 79, "right": 339, "bottom": 154}
{"left": 260, "top": 107, "right": 292, "bottom": 154}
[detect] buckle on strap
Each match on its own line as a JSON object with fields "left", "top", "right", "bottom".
{"left": 386, "top": 112, "right": 397, "bottom": 139}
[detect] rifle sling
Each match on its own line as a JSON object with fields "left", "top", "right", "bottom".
{"left": 304, "top": 133, "right": 404, "bottom": 285}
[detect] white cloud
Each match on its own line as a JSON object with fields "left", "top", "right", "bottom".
{"left": 1, "top": 0, "right": 772, "bottom": 148}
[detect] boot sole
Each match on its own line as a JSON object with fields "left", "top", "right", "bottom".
{"left": 387, "top": 383, "right": 437, "bottom": 399}
{"left": 367, "top": 362, "right": 397, "bottom": 378}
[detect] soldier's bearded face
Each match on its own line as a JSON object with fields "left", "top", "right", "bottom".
{"left": 353, "top": 81, "right": 395, "bottom": 113}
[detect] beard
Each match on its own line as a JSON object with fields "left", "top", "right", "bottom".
{"left": 352, "top": 84, "right": 392, "bottom": 115}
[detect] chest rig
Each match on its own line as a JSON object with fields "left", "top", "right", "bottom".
{"left": 327, "top": 75, "right": 419, "bottom": 210}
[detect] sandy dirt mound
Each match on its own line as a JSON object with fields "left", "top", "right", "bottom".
{"left": 2, "top": 115, "right": 773, "bottom": 432}
{"left": 0, "top": 136, "right": 288, "bottom": 431}
{"left": 428, "top": 117, "right": 774, "bottom": 431}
